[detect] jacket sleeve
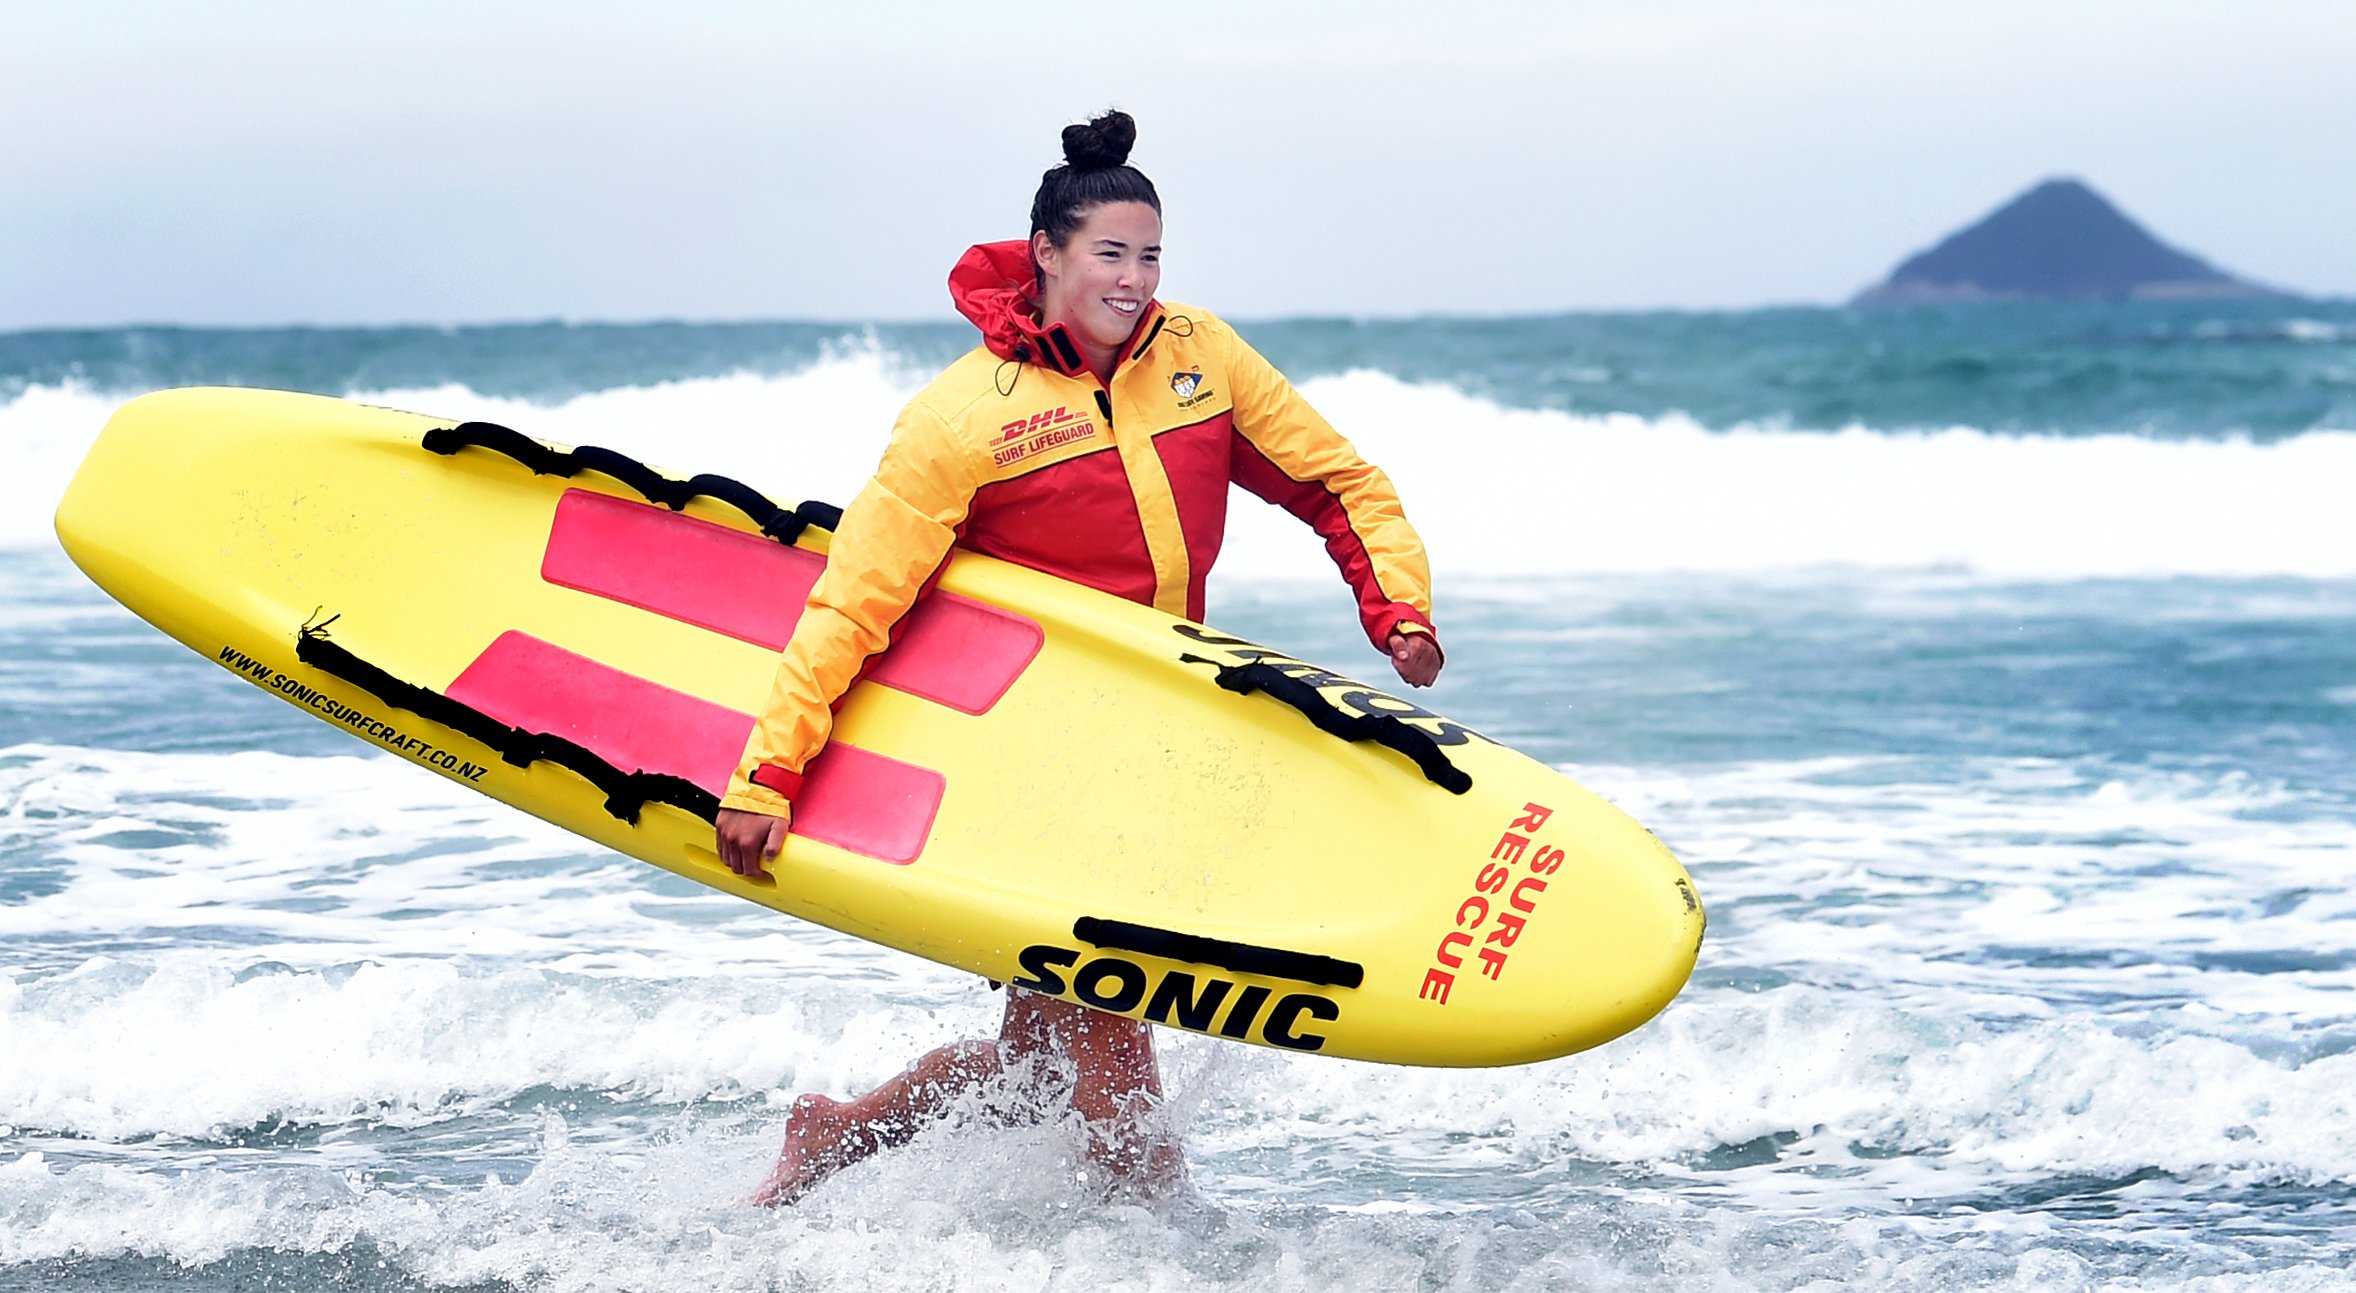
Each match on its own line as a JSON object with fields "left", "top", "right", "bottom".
{"left": 719, "top": 399, "right": 980, "bottom": 817}
{"left": 1215, "top": 315, "right": 1442, "bottom": 655}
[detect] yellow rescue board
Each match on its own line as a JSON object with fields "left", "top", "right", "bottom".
{"left": 55, "top": 387, "right": 1703, "bottom": 1066}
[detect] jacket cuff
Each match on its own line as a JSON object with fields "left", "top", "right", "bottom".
{"left": 1370, "top": 603, "right": 1444, "bottom": 663}
{"left": 749, "top": 763, "right": 805, "bottom": 799}
{"left": 719, "top": 777, "right": 796, "bottom": 818}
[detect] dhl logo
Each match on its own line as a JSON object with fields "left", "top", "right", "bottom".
{"left": 993, "top": 405, "right": 1085, "bottom": 444}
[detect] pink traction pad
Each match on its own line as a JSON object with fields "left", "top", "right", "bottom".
{"left": 539, "top": 489, "right": 1042, "bottom": 715}
{"left": 446, "top": 632, "right": 943, "bottom": 865}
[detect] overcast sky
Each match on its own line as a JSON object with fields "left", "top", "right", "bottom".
{"left": 6, "top": 1, "right": 2351, "bottom": 329}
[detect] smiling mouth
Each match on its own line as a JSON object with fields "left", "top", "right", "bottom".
{"left": 1104, "top": 299, "right": 1141, "bottom": 317}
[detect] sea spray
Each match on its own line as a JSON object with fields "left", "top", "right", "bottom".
{"left": 11, "top": 363, "right": 2356, "bottom": 578}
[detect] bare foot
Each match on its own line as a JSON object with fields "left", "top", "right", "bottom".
{"left": 747, "top": 1094, "right": 857, "bottom": 1208}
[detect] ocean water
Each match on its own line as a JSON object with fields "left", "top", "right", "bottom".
{"left": 5, "top": 300, "right": 2356, "bottom": 1291}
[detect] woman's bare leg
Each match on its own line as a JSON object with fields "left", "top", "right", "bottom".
{"left": 752, "top": 991, "right": 1185, "bottom": 1206}
{"left": 1000, "top": 991, "right": 1185, "bottom": 1192}
{"left": 750, "top": 1039, "right": 1000, "bottom": 1207}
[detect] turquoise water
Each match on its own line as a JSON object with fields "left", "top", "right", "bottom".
{"left": 9, "top": 298, "right": 2354, "bottom": 437}
{"left": 5, "top": 303, "right": 2356, "bottom": 1291}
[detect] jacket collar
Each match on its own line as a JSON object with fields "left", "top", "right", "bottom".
{"left": 948, "top": 240, "right": 1165, "bottom": 378}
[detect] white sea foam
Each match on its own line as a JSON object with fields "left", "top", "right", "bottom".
{"left": 9, "top": 733, "right": 2356, "bottom": 1284}
{"left": 1582, "top": 757, "right": 2356, "bottom": 1023}
{"left": 7, "top": 742, "right": 2354, "bottom": 1192}
{"left": 1256, "top": 370, "right": 2356, "bottom": 581}
{"left": 10, "top": 357, "right": 2356, "bottom": 578}
{"left": 7, "top": 952, "right": 2356, "bottom": 1191}
{"left": 16, "top": 1137, "right": 2356, "bottom": 1293}
{"left": 0, "top": 741, "right": 972, "bottom": 979}
{"left": 0, "top": 956, "right": 993, "bottom": 1142}
{"left": 2274, "top": 318, "right": 2351, "bottom": 344}
{"left": 8, "top": 961, "right": 2356, "bottom": 1293}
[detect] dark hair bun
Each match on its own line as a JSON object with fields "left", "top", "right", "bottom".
{"left": 1030, "top": 110, "right": 1160, "bottom": 244}
{"left": 1060, "top": 110, "right": 1137, "bottom": 171}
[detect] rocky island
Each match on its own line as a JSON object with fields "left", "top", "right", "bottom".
{"left": 1853, "top": 178, "right": 2286, "bottom": 305}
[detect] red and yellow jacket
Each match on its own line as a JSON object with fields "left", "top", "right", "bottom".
{"left": 720, "top": 241, "right": 1439, "bottom": 816}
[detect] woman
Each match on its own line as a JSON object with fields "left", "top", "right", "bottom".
{"left": 716, "top": 110, "right": 1444, "bottom": 1206}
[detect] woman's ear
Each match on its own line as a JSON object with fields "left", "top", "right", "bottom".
{"left": 1030, "top": 229, "right": 1059, "bottom": 284}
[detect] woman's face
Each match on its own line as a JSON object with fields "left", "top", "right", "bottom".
{"left": 1034, "top": 201, "right": 1163, "bottom": 356}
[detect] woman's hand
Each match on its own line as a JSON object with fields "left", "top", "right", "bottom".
{"left": 716, "top": 807, "right": 791, "bottom": 879}
{"left": 1387, "top": 631, "right": 1442, "bottom": 688}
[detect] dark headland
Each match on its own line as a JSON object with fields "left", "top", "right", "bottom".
{"left": 1853, "top": 178, "right": 2288, "bottom": 305}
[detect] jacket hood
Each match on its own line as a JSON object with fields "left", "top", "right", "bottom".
{"left": 948, "top": 240, "right": 1160, "bottom": 377}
